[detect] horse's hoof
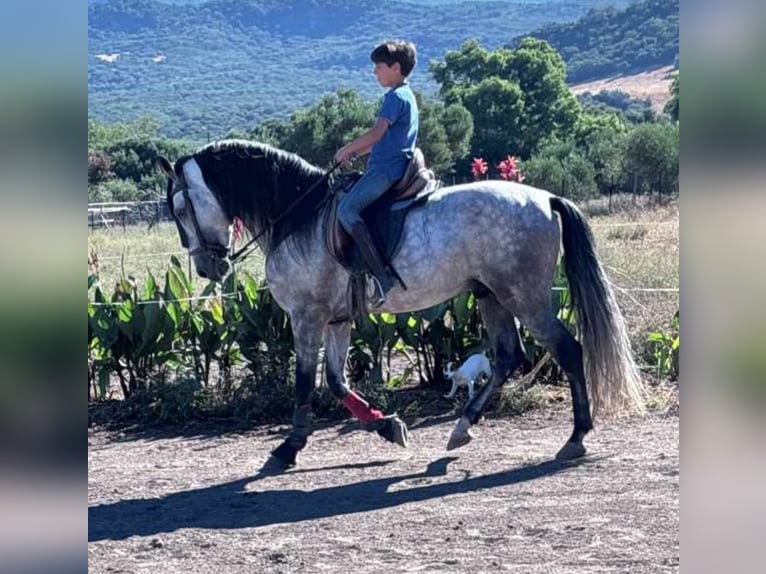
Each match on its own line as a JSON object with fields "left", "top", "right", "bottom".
{"left": 376, "top": 415, "right": 409, "bottom": 448}
{"left": 555, "top": 441, "right": 586, "bottom": 461}
{"left": 270, "top": 441, "right": 298, "bottom": 469}
{"left": 446, "top": 428, "right": 473, "bottom": 450}
{"left": 446, "top": 416, "right": 473, "bottom": 451}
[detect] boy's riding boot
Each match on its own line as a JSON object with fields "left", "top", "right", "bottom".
{"left": 348, "top": 220, "right": 396, "bottom": 306}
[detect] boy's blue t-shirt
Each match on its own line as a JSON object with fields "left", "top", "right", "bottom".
{"left": 368, "top": 83, "right": 418, "bottom": 180}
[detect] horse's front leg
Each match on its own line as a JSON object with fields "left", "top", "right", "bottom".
{"left": 324, "top": 321, "right": 408, "bottom": 448}
{"left": 269, "top": 315, "right": 324, "bottom": 469}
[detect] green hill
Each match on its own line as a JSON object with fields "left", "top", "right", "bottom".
{"left": 514, "top": 0, "right": 678, "bottom": 83}
{"left": 88, "top": 0, "right": 633, "bottom": 139}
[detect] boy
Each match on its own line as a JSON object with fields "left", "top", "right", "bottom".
{"left": 334, "top": 40, "right": 419, "bottom": 306}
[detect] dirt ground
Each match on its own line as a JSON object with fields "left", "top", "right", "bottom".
{"left": 88, "top": 406, "right": 679, "bottom": 573}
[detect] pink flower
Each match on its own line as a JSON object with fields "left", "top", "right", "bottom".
{"left": 471, "top": 157, "right": 488, "bottom": 179}
{"left": 232, "top": 217, "right": 244, "bottom": 243}
{"left": 497, "top": 155, "right": 523, "bottom": 182}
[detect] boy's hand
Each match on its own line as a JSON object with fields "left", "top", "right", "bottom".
{"left": 334, "top": 147, "right": 357, "bottom": 166}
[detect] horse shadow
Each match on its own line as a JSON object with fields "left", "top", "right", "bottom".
{"left": 89, "top": 455, "right": 598, "bottom": 542}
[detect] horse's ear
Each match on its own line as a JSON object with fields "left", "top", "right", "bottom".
{"left": 158, "top": 156, "right": 176, "bottom": 180}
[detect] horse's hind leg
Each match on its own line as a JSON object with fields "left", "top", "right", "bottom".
{"left": 447, "top": 295, "right": 525, "bottom": 450}
{"left": 520, "top": 311, "right": 593, "bottom": 460}
{"left": 324, "top": 321, "right": 408, "bottom": 448}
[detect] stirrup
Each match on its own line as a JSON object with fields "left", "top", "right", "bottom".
{"left": 366, "top": 275, "right": 387, "bottom": 308}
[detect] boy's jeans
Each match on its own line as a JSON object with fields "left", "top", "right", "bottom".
{"left": 337, "top": 169, "right": 396, "bottom": 232}
{"left": 336, "top": 168, "right": 398, "bottom": 304}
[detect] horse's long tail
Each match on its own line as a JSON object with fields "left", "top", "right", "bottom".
{"left": 550, "top": 196, "right": 645, "bottom": 418}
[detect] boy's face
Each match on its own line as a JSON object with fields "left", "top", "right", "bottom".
{"left": 373, "top": 62, "right": 402, "bottom": 88}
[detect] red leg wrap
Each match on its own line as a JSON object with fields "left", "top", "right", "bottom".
{"left": 342, "top": 391, "right": 384, "bottom": 424}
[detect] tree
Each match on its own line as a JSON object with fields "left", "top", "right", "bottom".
{"left": 664, "top": 70, "right": 679, "bottom": 122}
{"left": 249, "top": 118, "right": 293, "bottom": 148}
{"left": 430, "top": 38, "right": 581, "bottom": 164}
{"left": 623, "top": 122, "right": 679, "bottom": 196}
{"left": 416, "top": 96, "right": 473, "bottom": 177}
{"left": 87, "top": 117, "right": 193, "bottom": 203}
{"left": 578, "top": 89, "right": 657, "bottom": 124}
{"left": 431, "top": 39, "right": 509, "bottom": 99}
{"left": 249, "top": 88, "right": 473, "bottom": 177}
{"left": 574, "top": 112, "right": 628, "bottom": 193}
{"left": 269, "top": 89, "right": 376, "bottom": 167}
{"left": 460, "top": 77, "right": 525, "bottom": 161}
{"left": 91, "top": 178, "right": 142, "bottom": 203}
{"left": 441, "top": 104, "right": 474, "bottom": 166}
{"left": 104, "top": 136, "right": 192, "bottom": 198}
{"left": 508, "top": 38, "right": 581, "bottom": 156}
{"left": 88, "top": 116, "right": 159, "bottom": 152}
{"left": 522, "top": 140, "right": 598, "bottom": 201}
{"left": 88, "top": 151, "right": 113, "bottom": 187}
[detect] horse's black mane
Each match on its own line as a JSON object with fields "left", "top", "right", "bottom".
{"left": 180, "top": 139, "right": 331, "bottom": 252}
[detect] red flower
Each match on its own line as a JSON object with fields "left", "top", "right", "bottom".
{"left": 497, "top": 155, "right": 523, "bottom": 182}
{"left": 471, "top": 157, "right": 488, "bottom": 179}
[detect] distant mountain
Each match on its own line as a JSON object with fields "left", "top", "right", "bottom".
{"left": 88, "top": 0, "right": 632, "bottom": 139}
{"left": 515, "top": 0, "right": 678, "bottom": 83}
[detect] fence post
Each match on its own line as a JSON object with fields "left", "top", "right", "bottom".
{"left": 657, "top": 173, "right": 663, "bottom": 205}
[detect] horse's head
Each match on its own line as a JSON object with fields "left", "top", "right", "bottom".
{"left": 159, "top": 155, "right": 233, "bottom": 281}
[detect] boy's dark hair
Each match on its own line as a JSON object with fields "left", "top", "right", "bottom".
{"left": 370, "top": 40, "right": 417, "bottom": 77}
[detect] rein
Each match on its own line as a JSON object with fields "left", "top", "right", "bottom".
{"left": 228, "top": 161, "right": 341, "bottom": 263}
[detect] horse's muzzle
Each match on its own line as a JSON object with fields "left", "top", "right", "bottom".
{"left": 194, "top": 252, "right": 231, "bottom": 282}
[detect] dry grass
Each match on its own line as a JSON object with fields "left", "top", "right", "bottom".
{"left": 606, "top": 224, "right": 649, "bottom": 242}
{"left": 491, "top": 376, "right": 678, "bottom": 418}
{"left": 87, "top": 222, "right": 265, "bottom": 291}
{"left": 569, "top": 65, "right": 676, "bottom": 113}
{"left": 586, "top": 197, "right": 679, "bottom": 363}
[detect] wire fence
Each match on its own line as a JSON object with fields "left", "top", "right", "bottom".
{"left": 88, "top": 283, "right": 678, "bottom": 307}
{"left": 95, "top": 251, "right": 188, "bottom": 261}
{"left": 88, "top": 200, "right": 172, "bottom": 231}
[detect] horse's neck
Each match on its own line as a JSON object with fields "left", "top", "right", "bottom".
{"left": 243, "top": 216, "right": 272, "bottom": 249}
{"left": 231, "top": 157, "right": 329, "bottom": 258}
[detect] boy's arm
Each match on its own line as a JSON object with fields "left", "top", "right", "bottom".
{"left": 334, "top": 118, "right": 390, "bottom": 164}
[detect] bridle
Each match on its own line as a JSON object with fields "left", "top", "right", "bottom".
{"left": 171, "top": 180, "right": 231, "bottom": 260}
{"left": 169, "top": 160, "right": 342, "bottom": 265}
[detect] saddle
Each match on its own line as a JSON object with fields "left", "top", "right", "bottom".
{"left": 323, "top": 148, "right": 440, "bottom": 315}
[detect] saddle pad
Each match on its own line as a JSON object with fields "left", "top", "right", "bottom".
{"left": 324, "top": 180, "right": 437, "bottom": 271}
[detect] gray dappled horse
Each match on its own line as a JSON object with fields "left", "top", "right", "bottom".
{"left": 160, "top": 140, "right": 644, "bottom": 469}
